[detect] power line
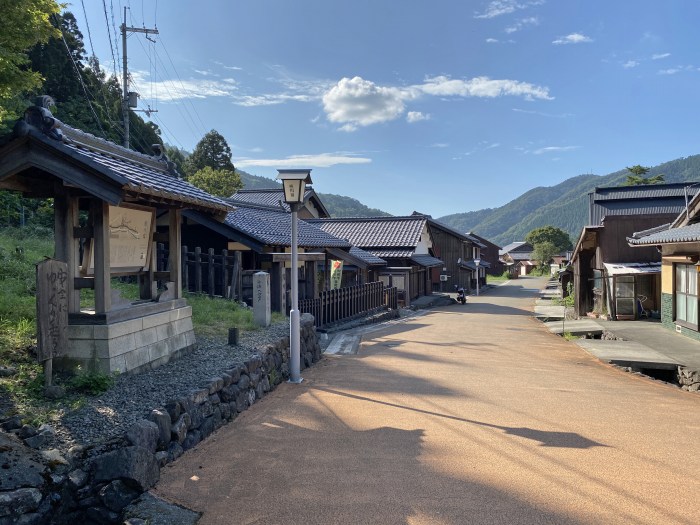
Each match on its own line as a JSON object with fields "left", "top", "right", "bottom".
{"left": 101, "top": 0, "right": 119, "bottom": 76}
{"left": 53, "top": 14, "right": 107, "bottom": 138}
{"left": 80, "top": 0, "right": 96, "bottom": 58}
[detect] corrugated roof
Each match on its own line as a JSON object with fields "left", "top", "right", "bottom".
{"left": 591, "top": 183, "right": 697, "bottom": 201}
{"left": 499, "top": 242, "right": 531, "bottom": 255}
{"left": 309, "top": 216, "right": 426, "bottom": 249}
{"left": 628, "top": 222, "right": 700, "bottom": 245}
{"left": 591, "top": 201, "right": 688, "bottom": 226}
{"left": 603, "top": 262, "right": 661, "bottom": 276}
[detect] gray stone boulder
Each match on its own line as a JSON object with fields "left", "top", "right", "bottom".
{"left": 98, "top": 479, "right": 140, "bottom": 512}
{"left": 126, "top": 420, "right": 159, "bottom": 454}
{"left": 0, "top": 488, "right": 43, "bottom": 518}
{"left": 92, "top": 446, "right": 159, "bottom": 491}
{"left": 149, "top": 408, "right": 172, "bottom": 450}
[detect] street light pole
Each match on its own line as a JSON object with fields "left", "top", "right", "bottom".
{"left": 474, "top": 258, "right": 481, "bottom": 296}
{"left": 276, "top": 169, "right": 312, "bottom": 384}
{"left": 289, "top": 202, "right": 301, "bottom": 383}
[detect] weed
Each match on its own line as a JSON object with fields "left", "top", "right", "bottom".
{"left": 66, "top": 369, "right": 115, "bottom": 395}
{"left": 562, "top": 332, "right": 580, "bottom": 341}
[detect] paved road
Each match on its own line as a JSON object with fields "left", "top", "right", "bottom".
{"left": 154, "top": 277, "right": 700, "bottom": 525}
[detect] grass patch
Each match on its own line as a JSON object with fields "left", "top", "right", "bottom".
{"left": 185, "top": 292, "right": 286, "bottom": 337}
{"left": 487, "top": 272, "right": 511, "bottom": 282}
{"left": 562, "top": 332, "right": 580, "bottom": 341}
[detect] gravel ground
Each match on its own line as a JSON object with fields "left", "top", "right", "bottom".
{"left": 50, "top": 322, "right": 290, "bottom": 454}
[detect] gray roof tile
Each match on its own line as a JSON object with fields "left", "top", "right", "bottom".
{"left": 309, "top": 216, "right": 426, "bottom": 250}
{"left": 628, "top": 222, "right": 700, "bottom": 245}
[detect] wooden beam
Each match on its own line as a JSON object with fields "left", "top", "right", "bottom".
{"left": 166, "top": 208, "right": 182, "bottom": 298}
{"left": 269, "top": 252, "right": 326, "bottom": 262}
{"left": 91, "top": 199, "right": 111, "bottom": 313}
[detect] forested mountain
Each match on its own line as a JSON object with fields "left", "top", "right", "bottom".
{"left": 437, "top": 155, "right": 700, "bottom": 246}
{"left": 237, "top": 171, "right": 391, "bottom": 217}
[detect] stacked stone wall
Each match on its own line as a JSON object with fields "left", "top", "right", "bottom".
{"left": 0, "top": 314, "right": 321, "bottom": 525}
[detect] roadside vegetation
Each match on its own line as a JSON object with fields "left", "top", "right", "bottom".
{"left": 0, "top": 227, "right": 284, "bottom": 426}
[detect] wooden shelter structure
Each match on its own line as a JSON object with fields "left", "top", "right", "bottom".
{"left": 0, "top": 102, "right": 232, "bottom": 374}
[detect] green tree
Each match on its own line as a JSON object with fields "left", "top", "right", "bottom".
{"left": 183, "top": 130, "right": 235, "bottom": 178}
{"left": 188, "top": 167, "right": 242, "bottom": 198}
{"left": 623, "top": 165, "right": 665, "bottom": 186}
{"left": 525, "top": 225, "right": 572, "bottom": 252}
{"left": 0, "top": 0, "right": 60, "bottom": 131}
{"left": 164, "top": 144, "right": 188, "bottom": 175}
{"left": 532, "top": 240, "right": 557, "bottom": 268}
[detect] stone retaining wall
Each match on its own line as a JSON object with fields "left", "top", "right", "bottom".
{"left": 0, "top": 314, "right": 321, "bottom": 525}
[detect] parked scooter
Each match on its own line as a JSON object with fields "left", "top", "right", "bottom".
{"left": 455, "top": 285, "right": 467, "bottom": 304}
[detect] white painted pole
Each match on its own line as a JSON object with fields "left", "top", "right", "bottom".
{"left": 289, "top": 206, "right": 302, "bottom": 383}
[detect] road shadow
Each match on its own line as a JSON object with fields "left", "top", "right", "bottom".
{"left": 154, "top": 392, "right": 586, "bottom": 525}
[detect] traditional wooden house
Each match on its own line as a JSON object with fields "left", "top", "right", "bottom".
{"left": 0, "top": 101, "right": 232, "bottom": 374}
{"left": 308, "top": 215, "right": 444, "bottom": 306}
{"left": 178, "top": 200, "right": 385, "bottom": 312}
{"left": 499, "top": 242, "right": 535, "bottom": 276}
{"left": 467, "top": 232, "right": 504, "bottom": 277}
{"left": 627, "top": 189, "right": 700, "bottom": 340}
{"left": 571, "top": 183, "right": 699, "bottom": 320}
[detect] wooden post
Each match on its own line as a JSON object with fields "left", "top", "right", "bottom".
{"left": 169, "top": 209, "right": 182, "bottom": 299}
{"left": 222, "top": 249, "right": 229, "bottom": 298}
{"left": 208, "top": 248, "right": 215, "bottom": 297}
{"left": 53, "top": 192, "right": 80, "bottom": 313}
{"left": 233, "top": 251, "right": 242, "bottom": 301}
{"left": 91, "top": 200, "right": 111, "bottom": 313}
{"left": 195, "top": 247, "right": 202, "bottom": 293}
{"left": 181, "top": 245, "right": 189, "bottom": 293}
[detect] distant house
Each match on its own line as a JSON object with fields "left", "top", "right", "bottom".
{"left": 499, "top": 242, "right": 536, "bottom": 276}
{"left": 571, "top": 183, "right": 699, "bottom": 320}
{"left": 230, "top": 188, "right": 330, "bottom": 219}
{"left": 468, "top": 232, "right": 504, "bottom": 277}
{"left": 308, "top": 215, "right": 444, "bottom": 306}
{"left": 627, "top": 190, "right": 700, "bottom": 341}
{"left": 411, "top": 213, "right": 486, "bottom": 294}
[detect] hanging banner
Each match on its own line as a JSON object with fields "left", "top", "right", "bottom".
{"left": 330, "top": 260, "right": 343, "bottom": 289}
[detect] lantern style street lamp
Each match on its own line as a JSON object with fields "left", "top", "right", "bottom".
{"left": 474, "top": 258, "right": 481, "bottom": 296}
{"left": 276, "top": 169, "right": 312, "bottom": 383}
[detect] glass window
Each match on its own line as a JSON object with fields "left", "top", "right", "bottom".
{"left": 675, "top": 264, "right": 698, "bottom": 326}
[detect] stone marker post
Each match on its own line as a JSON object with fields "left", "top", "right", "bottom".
{"left": 253, "top": 271, "right": 271, "bottom": 327}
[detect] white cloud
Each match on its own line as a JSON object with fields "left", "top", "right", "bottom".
{"left": 407, "top": 111, "right": 430, "bottom": 123}
{"left": 533, "top": 145, "right": 579, "bottom": 154}
{"left": 505, "top": 16, "right": 539, "bottom": 34}
{"left": 623, "top": 60, "right": 639, "bottom": 69}
{"left": 233, "top": 93, "right": 316, "bottom": 107}
{"left": 321, "top": 75, "right": 552, "bottom": 130}
{"left": 651, "top": 53, "right": 671, "bottom": 60}
{"left": 431, "top": 143, "right": 450, "bottom": 148}
{"left": 322, "top": 77, "right": 407, "bottom": 129}
{"left": 131, "top": 71, "right": 238, "bottom": 101}
{"left": 486, "top": 38, "right": 500, "bottom": 43}
{"left": 553, "top": 33, "right": 593, "bottom": 45}
{"left": 512, "top": 108, "right": 573, "bottom": 118}
{"left": 658, "top": 65, "right": 697, "bottom": 75}
{"left": 235, "top": 153, "right": 371, "bottom": 169}
{"left": 418, "top": 75, "right": 552, "bottom": 100}
{"left": 474, "top": 0, "right": 545, "bottom": 19}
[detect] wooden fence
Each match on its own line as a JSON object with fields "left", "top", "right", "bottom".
{"left": 298, "top": 282, "right": 398, "bottom": 328}
{"left": 158, "top": 245, "right": 243, "bottom": 300}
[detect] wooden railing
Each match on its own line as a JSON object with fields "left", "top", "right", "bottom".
{"left": 299, "top": 282, "right": 398, "bottom": 328}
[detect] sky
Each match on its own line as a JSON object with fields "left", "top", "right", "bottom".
{"left": 70, "top": 1, "right": 700, "bottom": 218}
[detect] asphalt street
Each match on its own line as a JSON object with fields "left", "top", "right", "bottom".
{"left": 153, "top": 276, "right": 700, "bottom": 525}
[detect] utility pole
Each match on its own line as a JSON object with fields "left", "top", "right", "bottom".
{"left": 121, "top": 7, "right": 158, "bottom": 149}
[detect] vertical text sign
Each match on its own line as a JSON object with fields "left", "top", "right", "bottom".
{"left": 36, "top": 259, "right": 69, "bottom": 361}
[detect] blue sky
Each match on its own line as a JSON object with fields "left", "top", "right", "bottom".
{"left": 71, "top": 1, "right": 700, "bottom": 218}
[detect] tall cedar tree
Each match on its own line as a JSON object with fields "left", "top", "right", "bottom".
{"left": 623, "top": 165, "right": 665, "bottom": 186}
{"left": 183, "top": 130, "right": 236, "bottom": 178}
{"left": 0, "top": 0, "right": 60, "bottom": 131}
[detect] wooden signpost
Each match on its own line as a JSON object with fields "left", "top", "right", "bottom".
{"left": 36, "top": 259, "right": 69, "bottom": 386}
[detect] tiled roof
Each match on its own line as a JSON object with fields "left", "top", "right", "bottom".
{"left": 410, "top": 254, "right": 444, "bottom": 267}
{"left": 229, "top": 188, "right": 327, "bottom": 215}
{"left": 221, "top": 204, "right": 352, "bottom": 248}
{"left": 368, "top": 248, "right": 414, "bottom": 259}
{"left": 309, "top": 216, "right": 426, "bottom": 249}
{"left": 499, "top": 241, "right": 531, "bottom": 255}
{"left": 627, "top": 222, "right": 700, "bottom": 245}
{"left": 508, "top": 252, "right": 534, "bottom": 261}
{"left": 349, "top": 247, "right": 387, "bottom": 266}
{"left": 59, "top": 124, "right": 232, "bottom": 213}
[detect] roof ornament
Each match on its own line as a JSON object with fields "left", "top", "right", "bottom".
{"left": 151, "top": 143, "right": 180, "bottom": 178}
{"left": 13, "top": 95, "right": 63, "bottom": 141}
